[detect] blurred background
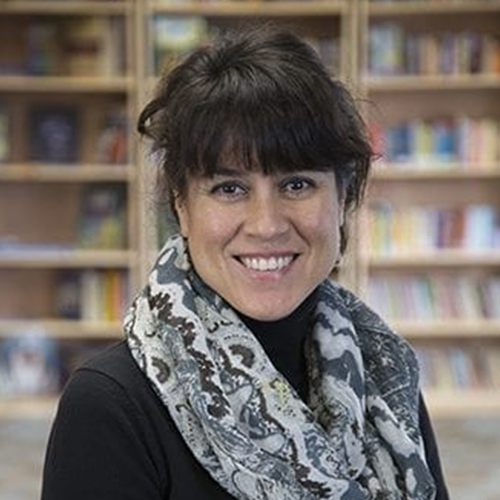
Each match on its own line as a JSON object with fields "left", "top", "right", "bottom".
{"left": 0, "top": 0, "right": 499, "bottom": 498}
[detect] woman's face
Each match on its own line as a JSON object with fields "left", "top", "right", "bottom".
{"left": 176, "top": 167, "right": 344, "bottom": 321}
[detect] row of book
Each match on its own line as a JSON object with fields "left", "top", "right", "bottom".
{"left": 370, "top": 117, "right": 500, "bottom": 167}
{"left": 56, "top": 270, "right": 129, "bottom": 322}
{"left": 369, "top": 204, "right": 500, "bottom": 254}
{"left": 0, "top": 335, "right": 114, "bottom": 397}
{"left": 0, "top": 18, "right": 125, "bottom": 77}
{"left": 152, "top": 16, "right": 339, "bottom": 75}
{"left": 369, "top": 23, "right": 500, "bottom": 76}
{"left": 415, "top": 344, "right": 500, "bottom": 391}
{"left": 367, "top": 275, "right": 500, "bottom": 320}
{"left": 0, "top": 105, "right": 127, "bottom": 164}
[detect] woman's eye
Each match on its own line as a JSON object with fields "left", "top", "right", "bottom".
{"left": 210, "top": 182, "right": 246, "bottom": 199}
{"left": 282, "top": 177, "right": 315, "bottom": 196}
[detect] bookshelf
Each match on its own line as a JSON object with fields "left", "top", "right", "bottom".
{"left": 1, "top": 0, "right": 500, "bottom": 419}
{"left": 359, "top": 0, "right": 500, "bottom": 416}
{"left": 0, "top": 1, "right": 138, "bottom": 416}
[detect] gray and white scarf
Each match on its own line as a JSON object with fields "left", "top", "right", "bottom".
{"left": 125, "top": 235, "right": 436, "bottom": 500}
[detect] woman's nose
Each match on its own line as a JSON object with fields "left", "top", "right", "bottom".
{"left": 244, "top": 194, "right": 290, "bottom": 240}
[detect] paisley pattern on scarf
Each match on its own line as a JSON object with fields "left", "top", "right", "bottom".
{"left": 125, "top": 235, "right": 436, "bottom": 500}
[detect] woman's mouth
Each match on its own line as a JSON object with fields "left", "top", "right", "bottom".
{"left": 236, "top": 254, "right": 297, "bottom": 272}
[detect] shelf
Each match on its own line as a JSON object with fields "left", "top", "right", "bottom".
{"left": 425, "top": 389, "right": 500, "bottom": 418}
{"left": 0, "top": 1, "right": 131, "bottom": 16}
{"left": 0, "top": 164, "right": 133, "bottom": 183}
{"left": 368, "top": 0, "right": 500, "bottom": 17}
{"left": 0, "top": 249, "right": 133, "bottom": 268}
{"left": 149, "top": 0, "right": 346, "bottom": 17}
{"left": 366, "top": 74, "right": 500, "bottom": 92}
{"left": 0, "top": 76, "right": 134, "bottom": 93}
{"left": 0, "top": 397, "right": 58, "bottom": 420}
{"left": 372, "top": 166, "right": 500, "bottom": 181}
{"left": 0, "top": 319, "right": 123, "bottom": 339}
{"left": 392, "top": 319, "right": 500, "bottom": 339}
{"left": 367, "top": 251, "right": 500, "bottom": 268}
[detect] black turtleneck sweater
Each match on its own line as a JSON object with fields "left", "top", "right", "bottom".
{"left": 42, "top": 297, "right": 449, "bottom": 500}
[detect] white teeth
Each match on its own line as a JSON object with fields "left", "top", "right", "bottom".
{"left": 241, "top": 255, "right": 293, "bottom": 271}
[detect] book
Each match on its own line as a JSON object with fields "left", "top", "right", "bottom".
{"left": 95, "top": 110, "right": 128, "bottom": 164}
{"left": 0, "top": 332, "right": 60, "bottom": 397}
{"left": 63, "top": 17, "right": 125, "bottom": 76}
{"left": 153, "top": 16, "right": 209, "bottom": 74}
{"left": 77, "top": 184, "right": 127, "bottom": 249}
{"left": 55, "top": 271, "right": 81, "bottom": 320}
{"left": 0, "top": 106, "right": 9, "bottom": 162}
{"left": 26, "top": 21, "right": 60, "bottom": 76}
{"left": 29, "top": 107, "right": 80, "bottom": 163}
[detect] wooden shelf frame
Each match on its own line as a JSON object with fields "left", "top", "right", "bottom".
{"left": 0, "top": 397, "right": 58, "bottom": 420}
{"left": 149, "top": 0, "right": 347, "bottom": 17}
{"left": 366, "top": 251, "right": 500, "bottom": 268}
{"left": 0, "top": 76, "right": 135, "bottom": 93}
{"left": 366, "top": 74, "right": 500, "bottom": 92}
{"left": 424, "top": 389, "right": 500, "bottom": 418}
{"left": 0, "top": 319, "right": 123, "bottom": 338}
{"left": 0, "top": 0, "right": 132, "bottom": 16}
{"left": 392, "top": 320, "right": 500, "bottom": 339}
{"left": 0, "top": 250, "right": 133, "bottom": 269}
{"left": 0, "top": 164, "right": 133, "bottom": 182}
{"left": 372, "top": 165, "right": 500, "bottom": 180}
{"left": 368, "top": 0, "right": 500, "bottom": 17}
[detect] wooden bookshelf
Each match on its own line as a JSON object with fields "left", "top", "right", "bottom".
{"left": 359, "top": 0, "right": 500, "bottom": 417}
{"left": 0, "top": 1, "right": 138, "bottom": 419}
{"left": 1, "top": 0, "right": 499, "bottom": 419}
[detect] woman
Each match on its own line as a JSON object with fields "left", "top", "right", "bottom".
{"left": 42, "top": 28, "right": 449, "bottom": 500}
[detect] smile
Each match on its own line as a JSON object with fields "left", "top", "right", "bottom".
{"left": 237, "top": 255, "right": 296, "bottom": 272}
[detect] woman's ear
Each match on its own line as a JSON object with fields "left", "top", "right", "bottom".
{"left": 174, "top": 193, "right": 190, "bottom": 238}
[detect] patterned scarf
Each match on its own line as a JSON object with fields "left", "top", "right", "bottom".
{"left": 125, "top": 235, "right": 436, "bottom": 500}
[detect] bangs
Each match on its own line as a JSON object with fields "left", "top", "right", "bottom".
{"left": 175, "top": 83, "right": 352, "bottom": 181}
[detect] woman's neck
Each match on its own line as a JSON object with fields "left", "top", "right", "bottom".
{"left": 237, "top": 290, "right": 317, "bottom": 401}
